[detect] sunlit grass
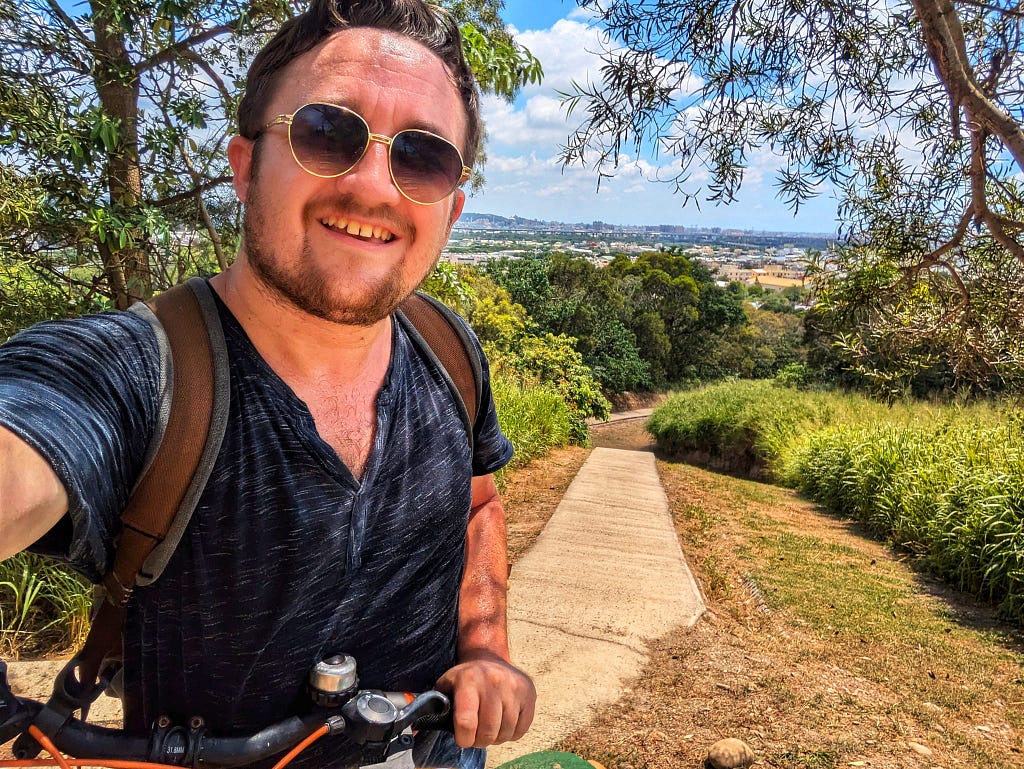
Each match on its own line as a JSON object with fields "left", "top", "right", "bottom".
{"left": 0, "top": 552, "right": 91, "bottom": 658}
{"left": 649, "top": 381, "right": 1024, "bottom": 622}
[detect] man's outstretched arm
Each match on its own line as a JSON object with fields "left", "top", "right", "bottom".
{"left": 0, "top": 424, "right": 68, "bottom": 560}
{"left": 436, "top": 472, "right": 536, "bottom": 749}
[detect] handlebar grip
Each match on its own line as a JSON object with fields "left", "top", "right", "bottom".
{"left": 412, "top": 709, "right": 454, "bottom": 733}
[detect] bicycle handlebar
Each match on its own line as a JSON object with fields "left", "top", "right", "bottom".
{"left": 0, "top": 658, "right": 454, "bottom": 768}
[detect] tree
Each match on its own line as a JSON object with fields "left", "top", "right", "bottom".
{"left": 563, "top": 0, "right": 1024, "bottom": 392}
{"left": 1, "top": 0, "right": 541, "bottom": 314}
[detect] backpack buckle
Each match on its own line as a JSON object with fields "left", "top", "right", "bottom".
{"left": 101, "top": 572, "right": 134, "bottom": 608}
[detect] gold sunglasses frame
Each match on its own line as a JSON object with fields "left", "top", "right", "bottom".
{"left": 262, "top": 102, "right": 472, "bottom": 205}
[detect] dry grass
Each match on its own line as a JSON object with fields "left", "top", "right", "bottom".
{"left": 546, "top": 428, "right": 1024, "bottom": 769}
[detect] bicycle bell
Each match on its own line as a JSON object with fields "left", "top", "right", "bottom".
{"left": 308, "top": 654, "right": 359, "bottom": 707}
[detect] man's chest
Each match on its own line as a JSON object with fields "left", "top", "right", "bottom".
{"left": 301, "top": 381, "right": 380, "bottom": 480}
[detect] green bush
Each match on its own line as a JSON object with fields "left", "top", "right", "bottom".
{"left": 489, "top": 333, "right": 609, "bottom": 445}
{"left": 647, "top": 380, "right": 832, "bottom": 477}
{"left": 649, "top": 381, "right": 1024, "bottom": 622}
{"left": 492, "top": 374, "right": 573, "bottom": 481}
{"left": 1, "top": 551, "right": 91, "bottom": 657}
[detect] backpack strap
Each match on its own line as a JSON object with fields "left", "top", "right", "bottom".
{"left": 396, "top": 292, "right": 483, "bottom": 451}
{"left": 72, "top": 278, "right": 228, "bottom": 693}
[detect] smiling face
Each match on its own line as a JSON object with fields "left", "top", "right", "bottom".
{"left": 227, "top": 28, "right": 468, "bottom": 326}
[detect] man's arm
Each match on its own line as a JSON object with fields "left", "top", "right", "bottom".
{"left": 0, "top": 425, "right": 68, "bottom": 560}
{"left": 436, "top": 473, "right": 536, "bottom": 749}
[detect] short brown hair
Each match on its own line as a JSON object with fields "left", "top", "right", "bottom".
{"left": 237, "top": 0, "right": 482, "bottom": 167}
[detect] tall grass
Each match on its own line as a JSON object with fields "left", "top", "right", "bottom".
{"left": 0, "top": 552, "right": 92, "bottom": 657}
{"left": 492, "top": 375, "right": 572, "bottom": 480}
{"left": 649, "top": 381, "right": 1024, "bottom": 622}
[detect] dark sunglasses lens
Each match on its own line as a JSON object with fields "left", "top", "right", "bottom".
{"left": 391, "top": 131, "right": 464, "bottom": 203}
{"left": 289, "top": 104, "right": 367, "bottom": 176}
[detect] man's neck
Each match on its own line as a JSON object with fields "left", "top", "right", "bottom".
{"left": 209, "top": 264, "right": 392, "bottom": 383}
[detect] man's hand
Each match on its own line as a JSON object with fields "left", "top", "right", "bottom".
{"left": 436, "top": 651, "right": 536, "bottom": 749}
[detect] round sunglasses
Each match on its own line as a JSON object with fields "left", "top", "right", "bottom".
{"left": 260, "top": 102, "right": 471, "bottom": 205}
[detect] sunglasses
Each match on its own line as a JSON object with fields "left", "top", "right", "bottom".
{"left": 260, "top": 102, "right": 471, "bottom": 205}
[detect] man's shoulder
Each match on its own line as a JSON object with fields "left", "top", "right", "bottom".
{"left": 6, "top": 308, "right": 157, "bottom": 346}
{"left": 1, "top": 309, "right": 162, "bottom": 382}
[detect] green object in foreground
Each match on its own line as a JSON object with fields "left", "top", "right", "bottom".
{"left": 493, "top": 751, "right": 594, "bottom": 769}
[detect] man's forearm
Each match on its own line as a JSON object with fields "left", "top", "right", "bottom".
{"left": 458, "top": 477, "right": 511, "bottom": 661}
{"left": 0, "top": 425, "right": 68, "bottom": 560}
{"left": 439, "top": 473, "right": 536, "bottom": 748}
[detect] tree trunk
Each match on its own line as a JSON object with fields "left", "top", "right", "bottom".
{"left": 90, "top": 0, "right": 150, "bottom": 309}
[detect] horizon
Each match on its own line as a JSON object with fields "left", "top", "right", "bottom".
{"left": 455, "top": 210, "right": 839, "bottom": 239}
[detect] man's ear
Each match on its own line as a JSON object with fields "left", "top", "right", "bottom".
{"left": 448, "top": 189, "right": 466, "bottom": 230}
{"left": 227, "top": 136, "right": 255, "bottom": 203}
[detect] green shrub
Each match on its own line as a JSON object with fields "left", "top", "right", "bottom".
{"left": 489, "top": 333, "right": 609, "bottom": 445}
{"left": 492, "top": 374, "right": 572, "bottom": 481}
{"left": 1, "top": 551, "right": 91, "bottom": 657}
{"left": 649, "top": 381, "right": 1024, "bottom": 622}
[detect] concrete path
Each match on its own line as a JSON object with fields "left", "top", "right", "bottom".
{"left": 585, "top": 407, "right": 655, "bottom": 425}
{"left": 488, "top": 447, "right": 706, "bottom": 767}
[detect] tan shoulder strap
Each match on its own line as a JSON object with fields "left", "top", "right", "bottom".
{"left": 397, "top": 292, "right": 482, "bottom": 446}
{"left": 75, "top": 280, "right": 218, "bottom": 691}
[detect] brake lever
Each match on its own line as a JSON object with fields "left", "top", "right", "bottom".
{"left": 394, "top": 690, "right": 450, "bottom": 734}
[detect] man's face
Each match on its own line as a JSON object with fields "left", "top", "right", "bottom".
{"left": 228, "top": 28, "right": 468, "bottom": 326}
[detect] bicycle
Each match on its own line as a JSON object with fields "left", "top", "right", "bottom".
{"left": 0, "top": 657, "right": 601, "bottom": 769}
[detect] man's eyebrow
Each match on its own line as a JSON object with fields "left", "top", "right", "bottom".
{"left": 326, "top": 98, "right": 458, "bottom": 141}
{"left": 404, "top": 118, "right": 460, "bottom": 141}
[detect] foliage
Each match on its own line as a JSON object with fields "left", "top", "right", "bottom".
{"left": 422, "top": 264, "right": 609, "bottom": 445}
{"left": 713, "top": 307, "right": 805, "bottom": 380}
{"left": 489, "top": 332, "right": 610, "bottom": 444}
{"left": 1, "top": 552, "right": 92, "bottom": 658}
{"left": 490, "top": 375, "right": 572, "bottom": 481}
{"left": 648, "top": 382, "right": 1024, "bottom": 623}
{"left": 0, "top": 258, "right": 109, "bottom": 342}
{"left": 647, "top": 380, "right": 835, "bottom": 476}
{"left": 486, "top": 251, "right": 750, "bottom": 390}
{"left": 565, "top": 0, "right": 1024, "bottom": 389}
{"left": 806, "top": 240, "right": 1024, "bottom": 398}
{"left": 0, "top": 0, "right": 541, "bottom": 315}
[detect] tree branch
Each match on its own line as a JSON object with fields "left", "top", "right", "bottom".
{"left": 912, "top": 0, "right": 1024, "bottom": 168}
{"left": 148, "top": 175, "right": 234, "bottom": 208}
{"left": 137, "top": 22, "right": 238, "bottom": 75}
{"left": 954, "top": 0, "right": 1024, "bottom": 20}
{"left": 178, "top": 48, "right": 233, "bottom": 104}
{"left": 45, "top": 0, "right": 102, "bottom": 59}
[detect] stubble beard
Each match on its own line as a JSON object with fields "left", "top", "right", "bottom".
{"left": 240, "top": 166, "right": 448, "bottom": 326}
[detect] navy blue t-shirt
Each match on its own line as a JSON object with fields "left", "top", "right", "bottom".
{"left": 0, "top": 292, "right": 512, "bottom": 767}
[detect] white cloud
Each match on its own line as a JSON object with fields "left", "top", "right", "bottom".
{"left": 512, "top": 19, "right": 611, "bottom": 96}
{"left": 471, "top": 9, "right": 840, "bottom": 230}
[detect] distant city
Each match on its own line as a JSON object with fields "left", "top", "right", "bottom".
{"left": 454, "top": 212, "right": 836, "bottom": 246}
{"left": 444, "top": 212, "right": 834, "bottom": 293}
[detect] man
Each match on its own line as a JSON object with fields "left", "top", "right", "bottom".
{"left": 0, "top": 0, "right": 535, "bottom": 766}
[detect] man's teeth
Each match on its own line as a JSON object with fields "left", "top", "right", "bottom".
{"left": 321, "top": 217, "right": 394, "bottom": 242}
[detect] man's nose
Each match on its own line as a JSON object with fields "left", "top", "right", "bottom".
{"left": 335, "top": 135, "right": 403, "bottom": 204}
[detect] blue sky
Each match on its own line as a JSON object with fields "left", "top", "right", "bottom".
{"left": 469, "top": 1, "right": 841, "bottom": 233}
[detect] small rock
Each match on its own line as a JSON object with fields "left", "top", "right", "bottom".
{"left": 706, "top": 738, "right": 756, "bottom": 769}
{"left": 921, "top": 701, "right": 942, "bottom": 714}
{"left": 907, "top": 741, "right": 933, "bottom": 757}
